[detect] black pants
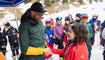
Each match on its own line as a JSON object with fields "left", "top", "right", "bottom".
{"left": 0, "top": 49, "right": 6, "bottom": 56}
{"left": 10, "top": 43, "right": 19, "bottom": 56}
{"left": 55, "top": 38, "right": 63, "bottom": 57}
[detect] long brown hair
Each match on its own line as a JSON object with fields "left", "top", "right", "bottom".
{"left": 70, "top": 23, "right": 88, "bottom": 46}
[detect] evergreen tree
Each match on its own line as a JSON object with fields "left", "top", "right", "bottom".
{"left": 62, "top": 0, "right": 68, "bottom": 3}
{"left": 51, "top": 0, "right": 55, "bottom": 3}
{"left": 56, "top": 0, "right": 60, "bottom": 1}
{"left": 44, "top": 0, "right": 51, "bottom": 7}
{"left": 24, "top": 0, "right": 31, "bottom": 3}
{"left": 100, "top": 0, "right": 103, "bottom": 2}
{"left": 89, "top": 0, "right": 92, "bottom": 4}
{"left": 78, "top": 0, "right": 83, "bottom": 4}
{"left": 71, "top": 0, "right": 76, "bottom": 2}
{"left": 36, "top": 0, "right": 40, "bottom": 2}
{"left": 95, "top": 0, "right": 98, "bottom": 2}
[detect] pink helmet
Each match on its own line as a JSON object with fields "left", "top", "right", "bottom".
{"left": 49, "top": 17, "right": 53, "bottom": 21}
{"left": 45, "top": 19, "right": 51, "bottom": 24}
{"left": 68, "top": 13, "right": 72, "bottom": 16}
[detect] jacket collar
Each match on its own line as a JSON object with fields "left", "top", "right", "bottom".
{"left": 27, "top": 9, "right": 39, "bottom": 25}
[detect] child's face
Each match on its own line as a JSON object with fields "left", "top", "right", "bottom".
{"left": 76, "top": 17, "right": 80, "bottom": 20}
{"left": 65, "top": 21, "right": 69, "bottom": 25}
{"left": 64, "top": 25, "right": 68, "bottom": 28}
{"left": 68, "top": 27, "right": 75, "bottom": 41}
{"left": 56, "top": 20, "right": 62, "bottom": 24}
{"left": 46, "top": 23, "right": 51, "bottom": 27}
{"left": 51, "top": 20, "right": 54, "bottom": 22}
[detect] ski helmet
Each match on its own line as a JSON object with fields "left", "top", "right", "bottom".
{"left": 92, "top": 14, "right": 98, "bottom": 20}
{"left": 45, "top": 19, "right": 51, "bottom": 24}
{"left": 56, "top": 17, "right": 62, "bottom": 21}
{"left": 5, "top": 22, "right": 11, "bottom": 26}
{"left": 81, "top": 14, "right": 88, "bottom": 20}
{"left": 49, "top": 17, "right": 53, "bottom": 21}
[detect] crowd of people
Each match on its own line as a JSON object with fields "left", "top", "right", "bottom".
{"left": 0, "top": 1, "right": 105, "bottom": 60}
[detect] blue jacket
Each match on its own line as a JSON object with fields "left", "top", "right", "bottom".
{"left": 88, "top": 19, "right": 94, "bottom": 24}
{"left": 45, "top": 28, "right": 54, "bottom": 44}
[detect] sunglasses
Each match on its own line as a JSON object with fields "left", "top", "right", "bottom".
{"left": 82, "top": 16, "right": 88, "bottom": 19}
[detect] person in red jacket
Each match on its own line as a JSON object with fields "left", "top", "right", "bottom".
{"left": 51, "top": 23, "right": 89, "bottom": 60}
{"left": 63, "top": 21, "right": 77, "bottom": 48}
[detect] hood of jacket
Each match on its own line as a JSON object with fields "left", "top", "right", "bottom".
{"left": 20, "top": 9, "right": 38, "bottom": 25}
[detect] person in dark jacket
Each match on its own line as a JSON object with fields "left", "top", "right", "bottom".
{"left": 65, "top": 13, "right": 73, "bottom": 22}
{"left": 0, "top": 27, "right": 7, "bottom": 55}
{"left": 5, "top": 22, "right": 19, "bottom": 57}
{"left": 80, "top": 14, "right": 94, "bottom": 60}
{"left": 100, "top": 20, "right": 105, "bottom": 60}
{"left": 75, "top": 13, "right": 81, "bottom": 23}
{"left": 88, "top": 15, "right": 99, "bottom": 45}
{"left": 19, "top": 2, "right": 52, "bottom": 60}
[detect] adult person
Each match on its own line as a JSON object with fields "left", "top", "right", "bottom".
{"left": 51, "top": 23, "right": 89, "bottom": 60}
{"left": 75, "top": 13, "right": 81, "bottom": 23}
{"left": 80, "top": 14, "right": 94, "bottom": 60}
{"left": 5, "top": 22, "right": 19, "bottom": 57}
{"left": 0, "top": 27, "right": 7, "bottom": 56}
{"left": 100, "top": 20, "right": 105, "bottom": 60}
{"left": 19, "top": 2, "right": 52, "bottom": 60}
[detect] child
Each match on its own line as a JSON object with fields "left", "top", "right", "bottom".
{"left": 65, "top": 14, "right": 73, "bottom": 22}
{"left": 63, "top": 21, "right": 77, "bottom": 48}
{"left": 45, "top": 19, "right": 54, "bottom": 60}
{"left": 53, "top": 17, "right": 64, "bottom": 60}
{"left": 51, "top": 23, "right": 89, "bottom": 60}
{"left": 49, "top": 17, "right": 55, "bottom": 28}
{"left": 80, "top": 14, "right": 94, "bottom": 60}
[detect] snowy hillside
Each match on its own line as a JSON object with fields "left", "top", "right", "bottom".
{"left": 0, "top": 0, "right": 105, "bottom": 25}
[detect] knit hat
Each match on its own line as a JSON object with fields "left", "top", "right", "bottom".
{"left": 30, "top": 2, "right": 46, "bottom": 13}
{"left": 45, "top": 19, "right": 51, "bottom": 24}
{"left": 49, "top": 17, "right": 53, "bottom": 21}
{"left": 76, "top": 13, "right": 81, "bottom": 19}
{"left": 5, "top": 22, "right": 11, "bottom": 26}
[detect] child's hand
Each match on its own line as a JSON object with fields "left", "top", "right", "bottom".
{"left": 64, "top": 30, "right": 67, "bottom": 33}
{"left": 63, "top": 42, "right": 66, "bottom": 48}
{"left": 50, "top": 35, "right": 52, "bottom": 37}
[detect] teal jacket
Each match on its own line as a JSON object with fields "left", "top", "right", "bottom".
{"left": 80, "top": 20, "right": 94, "bottom": 45}
{"left": 19, "top": 9, "right": 46, "bottom": 60}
